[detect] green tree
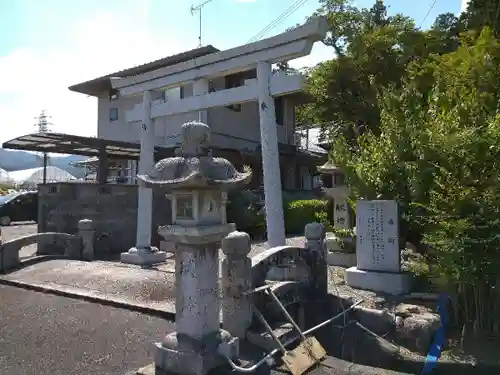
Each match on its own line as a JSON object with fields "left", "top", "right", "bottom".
{"left": 332, "top": 28, "right": 500, "bottom": 331}
{"left": 297, "top": 0, "right": 449, "bottom": 140}
{"left": 461, "top": 0, "right": 500, "bottom": 37}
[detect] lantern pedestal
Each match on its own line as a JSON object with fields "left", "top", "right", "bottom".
{"left": 155, "top": 223, "right": 238, "bottom": 375}
{"left": 120, "top": 246, "right": 167, "bottom": 266}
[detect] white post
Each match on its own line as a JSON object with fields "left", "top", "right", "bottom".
{"left": 121, "top": 90, "right": 166, "bottom": 265}
{"left": 257, "top": 61, "right": 286, "bottom": 247}
{"left": 137, "top": 91, "right": 155, "bottom": 248}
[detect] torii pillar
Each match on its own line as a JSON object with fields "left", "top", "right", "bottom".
{"left": 257, "top": 62, "right": 286, "bottom": 247}
{"left": 121, "top": 90, "right": 167, "bottom": 265}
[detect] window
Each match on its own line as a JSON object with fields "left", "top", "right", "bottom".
{"left": 333, "top": 172, "right": 345, "bottom": 186}
{"left": 275, "top": 97, "right": 284, "bottom": 126}
{"left": 225, "top": 73, "right": 244, "bottom": 112}
{"left": 176, "top": 195, "right": 194, "bottom": 220}
{"left": 109, "top": 89, "right": 119, "bottom": 101}
{"left": 295, "top": 165, "right": 302, "bottom": 190}
{"left": 321, "top": 174, "right": 333, "bottom": 188}
{"left": 162, "top": 86, "right": 184, "bottom": 102}
{"left": 109, "top": 108, "right": 118, "bottom": 122}
{"left": 208, "top": 81, "right": 216, "bottom": 93}
{"left": 225, "top": 73, "right": 244, "bottom": 89}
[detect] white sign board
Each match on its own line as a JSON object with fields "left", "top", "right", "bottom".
{"left": 356, "top": 200, "right": 400, "bottom": 272}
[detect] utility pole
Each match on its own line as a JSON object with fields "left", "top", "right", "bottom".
{"left": 34, "top": 110, "right": 52, "bottom": 133}
{"left": 34, "top": 110, "right": 52, "bottom": 184}
{"left": 190, "top": 0, "right": 214, "bottom": 47}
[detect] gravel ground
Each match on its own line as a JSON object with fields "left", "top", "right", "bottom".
{"left": 1, "top": 222, "right": 38, "bottom": 259}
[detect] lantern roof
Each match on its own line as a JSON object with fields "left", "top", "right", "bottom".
{"left": 318, "top": 162, "right": 341, "bottom": 173}
{"left": 137, "top": 121, "right": 252, "bottom": 191}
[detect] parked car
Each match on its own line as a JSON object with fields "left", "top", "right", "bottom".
{"left": 0, "top": 191, "right": 38, "bottom": 226}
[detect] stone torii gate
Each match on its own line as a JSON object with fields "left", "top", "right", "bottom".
{"left": 114, "top": 17, "right": 328, "bottom": 264}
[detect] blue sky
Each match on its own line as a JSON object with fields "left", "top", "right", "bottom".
{"left": 0, "top": 0, "right": 463, "bottom": 144}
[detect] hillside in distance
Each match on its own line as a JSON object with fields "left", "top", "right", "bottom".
{"left": 0, "top": 149, "right": 87, "bottom": 178}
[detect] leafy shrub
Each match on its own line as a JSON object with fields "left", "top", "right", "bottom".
{"left": 284, "top": 199, "right": 331, "bottom": 234}
{"left": 226, "top": 190, "right": 266, "bottom": 239}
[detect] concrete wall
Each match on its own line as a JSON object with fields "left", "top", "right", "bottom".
{"left": 37, "top": 182, "right": 171, "bottom": 257}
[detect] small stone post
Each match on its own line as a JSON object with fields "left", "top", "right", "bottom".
{"left": 304, "top": 222, "right": 327, "bottom": 298}
{"left": 221, "top": 231, "right": 253, "bottom": 339}
{"left": 78, "top": 219, "right": 95, "bottom": 261}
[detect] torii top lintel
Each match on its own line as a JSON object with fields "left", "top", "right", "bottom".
{"left": 111, "top": 17, "right": 328, "bottom": 97}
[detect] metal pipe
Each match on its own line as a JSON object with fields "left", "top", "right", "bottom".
{"left": 251, "top": 305, "right": 287, "bottom": 354}
{"left": 265, "top": 289, "right": 306, "bottom": 340}
{"left": 224, "top": 299, "right": 364, "bottom": 373}
{"left": 243, "top": 284, "right": 271, "bottom": 296}
{"left": 301, "top": 299, "right": 363, "bottom": 336}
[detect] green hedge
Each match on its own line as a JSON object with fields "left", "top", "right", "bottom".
{"left": 284, "top": 199, "right": 332, "bottom": 235}
{"left": 227, "top": 192, "right": 333, "bottom": 238}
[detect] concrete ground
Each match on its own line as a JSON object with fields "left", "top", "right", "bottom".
{"left": 0, "top": 258, "right": 363, "bottom": 320}
{"left": 0, "top": 284, "right": 172, "bottom": 375}
{"left": 0, "top": 284, "right": 408, "bottom": 375}
{"left": 1, "top": 259, "right": 178, "bottom": 316}
{"left": 0, "top": 224, "right": 413, "bottom": 374}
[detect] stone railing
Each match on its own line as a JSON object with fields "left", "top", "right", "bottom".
{"left": 221, "top": 222, "right": 326, "bottom": 338}
{"left": 0, "top": 219, "right": 94, "bottom": 273}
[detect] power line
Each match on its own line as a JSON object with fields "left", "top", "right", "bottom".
{"left": 247, "top": 0, "right": 309, "bottom": 43}
{"left": 247, "top": 0, "right": 308, "bottom": 43}
{"left": 419, "top": 0, "right": 438, "bottom": 29}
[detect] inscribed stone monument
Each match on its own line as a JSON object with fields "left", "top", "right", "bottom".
{"left": 345, "top": 199, "right": 412, "bottom": 295}
{"left": 356, "top": 200, "right": 400, "bottom": 273}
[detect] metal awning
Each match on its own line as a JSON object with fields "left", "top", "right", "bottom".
{"left": 1, "top": 132, "right": 165, "bottom": 160}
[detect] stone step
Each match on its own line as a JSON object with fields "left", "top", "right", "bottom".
{"left": 246, "top": 322, "right": 298, "bottom": 351}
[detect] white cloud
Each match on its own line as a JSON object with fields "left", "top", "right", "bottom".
{"left": 0, "top": 0, "right": 187, "bottom": 144}
{"left": 289, "top": 41, "right": 334, "bottom": 69}
{"left": 461, "top": 0, "right": 470, "bottom": 13}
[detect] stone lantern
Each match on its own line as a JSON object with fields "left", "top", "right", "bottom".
{"left": 137, "top": 121, "right": 252, "bottom": 375}
{"left": 318, "top": 162, "right": 351, "bottom": 229}
{"left": 318, "top": 162, "right": 356, "bottom": 267}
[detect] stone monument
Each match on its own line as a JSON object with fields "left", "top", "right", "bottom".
{"left": 137, "top": 121, "right": 252, "bottom": 375}
{"left": 344, "top": 200, "right": 412, "bottom": 295}
{"left": 318, "top": 163, "right": 356, "bottom": 267}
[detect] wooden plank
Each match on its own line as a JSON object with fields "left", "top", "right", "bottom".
{"left": 282, "top": 336, "right": 326, "bottom": 375}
